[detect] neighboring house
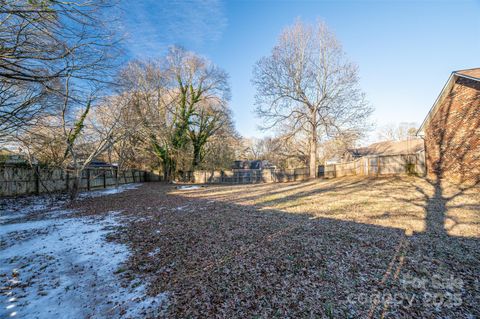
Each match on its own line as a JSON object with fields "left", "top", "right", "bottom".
{"left": 417, "top": 68, "right": 480, "bottom": 182}
{"left": 341, "top": 139, "right": 424, "bottom": 162}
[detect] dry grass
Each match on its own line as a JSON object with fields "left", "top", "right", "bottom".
{"left": 72, "top": 176, "right": 480, "bottom": 318}
{"left": 183, "top": 176, "right": 479, "bottom": 238}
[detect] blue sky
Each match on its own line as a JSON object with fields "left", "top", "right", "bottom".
{"left": 121, "top": 0, "right": 480, "bottom": 141}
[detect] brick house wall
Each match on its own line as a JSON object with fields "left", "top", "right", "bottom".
{"left": 423, "top": 76, "right": 480, "bottom": 183}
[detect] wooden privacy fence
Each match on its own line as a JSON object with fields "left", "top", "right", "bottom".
{"left": 0, "top": 165, "right": 162, "bottom": 197}
{"left": 2, "top": 152, "right": 427, "bottom": 196}
{"left": 323, "top": 152, "right": 426, "bottom": 178}
{"left": 181, "top": 153, "right": 426, "bottom": 185}
{"left": 180, "top": 167, "right": 310, "bottom": 184}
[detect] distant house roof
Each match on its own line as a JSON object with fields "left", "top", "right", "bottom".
{"left": 348, "top": 139, "right": 424, "bottom": 157}
{"left": 418, "top": 68, "right": 480, "bottom": 134}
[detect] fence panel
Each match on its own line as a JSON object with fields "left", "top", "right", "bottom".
{"left": 0, "top": 166, "right": 161, "bottom": 197}
{"left": 369, "top": 157, "right": 378, "bottom": 175}
{"left": 187, "top": 168, "right": 311, "bottom": 184}
{"left": 324, "top": 153, "right": 426, "bottom": 178}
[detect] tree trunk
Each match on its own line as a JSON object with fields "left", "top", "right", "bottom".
{"left": 192, "top": 144, "right": 202, "bottom": 169}
{"left": 69, "top": 170, "right": 82, "bottom": 200}
{"left": 163, "top": 162, "right": 169, "bottom": 182}
{"left": 309, "top": 109, "right": 318, "bottom": 179}
{"left": 163, "top": 158, "right": 175, "bottom": 182}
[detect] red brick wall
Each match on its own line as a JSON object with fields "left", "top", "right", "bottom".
{"left": 424, "top": 76, "right": 480, "bottom": 183}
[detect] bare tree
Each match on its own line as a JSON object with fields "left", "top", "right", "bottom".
{"left": 88, "top": 94, "right": 137, "bottom": 188}
{"left": 8, "top": 0, "right": 122, "bottom": 199}
{"left": 242, "top": 135, "right": 310, "bottom": 169}
{"left": 253, "top": 19, "right": 373, "bottom": 178}
{"left": 0, "top": 0, "right": 120, "bottom": 139}
{"left": 19, "top": 92, "right": 128, "bottom": 199}
{"left": 377, "top": 122, "right": 418, "bottom": 141}
{"left": 201, "top": 118, "right": 239, "bottom": 170}
{"left": 318, "top": 132, "right": 359, "bottom": 163}
{"left": 241, "top": 138, "right": 264, "bottom": 160}
{"left": 0, "top": 80, "right": 54, "bottom": 140}
{"left": 117, "top": 59, "right": 176, "bottom": 180}
{"left": 189, "top": 100, "right": 231, "bottom": 168}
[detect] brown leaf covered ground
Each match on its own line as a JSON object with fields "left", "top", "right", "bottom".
{"left": 70, "top": 176, "right": 480, "bottom": 318}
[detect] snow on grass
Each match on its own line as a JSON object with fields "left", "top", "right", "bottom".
{"left": 176, "top": 185, "right": 202, "bottom": 190}
{"left": 78, "top": 183, "right": 142, "bottom": 199}
{"left": 148, "top": 248, "right": 162, "bottom": 258}
{"left": 0, "top": 183, "right": 142, "bottom": 224}
{"left": 0, "top": 196, "right": 67, "bottom": 224}
{"left": 0, "top": 210, "right": 168, "bottom": 318}
{"left": 175, "top": 205, "right": 190, "bottom": 211}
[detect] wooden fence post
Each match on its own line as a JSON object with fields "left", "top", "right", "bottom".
{"left": 377, "top": 156, "right": 381, "bottom": 175}
{"left": 87, "top": 169, "right": 91, "bottom": 191}
{"left": 34, "top": 165, "right": 40, "bottom": 195}
{"left": 103, "top": 170, "right": 107, "bottom": 188}
{"left": 66, "top": 170, "right": 69, "bottom": 191}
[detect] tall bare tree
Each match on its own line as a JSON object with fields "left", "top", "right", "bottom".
{"left": 19, "top": 93, "right": 128, "bottom": 199}
{"left": 253, "top": 19, "right": 373, "bottom": 178}
{"left": 241, "top": 135, "right": 309, "bottom": 169}
{"left": 8, "top": 0, "right": 122, "bottom": 199}
{"left": 189, "top": 100, "right": 230, "bottom": 168}
{"left": 87, "top": 94, "right": 138, "bottom": 187}
{"left": 201, "top": 116, "right": 239, "bottom": 171}
{"left": 0, "top": 0, "right": 120, "bottom": 140}
{"left": 117, "top": 59, "right": 172, "bottom": 178}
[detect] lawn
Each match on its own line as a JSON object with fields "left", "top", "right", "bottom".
{"left": 1, "top": 176, "right": 479, "bottom": 318}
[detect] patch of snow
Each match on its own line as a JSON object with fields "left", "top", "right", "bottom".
{"left": 148, "top": 247, "right": 161, "bottom": 257}
{"left": 0, "top": 210, "right": 168, "bottom": 319}
{"left": 175, "top": 205, "right": 189, "bottom": 211}
{"left": 1, "top": 183, "right": 141, "bottom": 224}
{"left": 115, "top": 283, "right": 168, "bottom": 318}
{"left": 176, "top": 185, "right": 201, "bottom": 190}
{"left": 0, "top": 196, "right": 67, "bottom": 224}
{"left": 0, "top": 218, "right": 58, "bottom": 237}
{"left": 78, "top": 183, "right": 142, "bottom": 199}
